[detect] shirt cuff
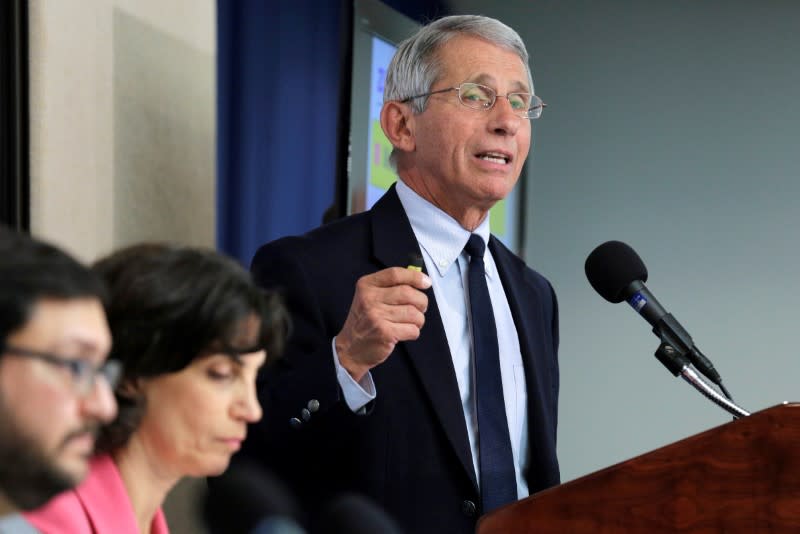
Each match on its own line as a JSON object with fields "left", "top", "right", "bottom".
{"left": 331, "top": 337, "right": 376, "bottom": 413}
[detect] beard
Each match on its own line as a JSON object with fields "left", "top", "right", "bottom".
{"left": 0, "top": 397, "right": 93, "bottom": 510}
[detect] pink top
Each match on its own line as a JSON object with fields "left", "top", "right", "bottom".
{"left": 23, "top": 454, "right": 169, "bottom": 534}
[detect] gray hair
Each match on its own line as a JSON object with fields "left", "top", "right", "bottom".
{"left": 383, "top": 15, "right": 534, "bottom": 168}
{"left": 383, "top": 15, "right": 534, "bottom": 114}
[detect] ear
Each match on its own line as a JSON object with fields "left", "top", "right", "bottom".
{"left": 380, "top": 101, "right": 416, "bottom": 154}
{"left": 117, "top": 378, "right": 141, "bottom": 399}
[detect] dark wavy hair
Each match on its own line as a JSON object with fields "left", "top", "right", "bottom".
{"left": 0, "top": 226, "right": 107, "bottom": 345}
{"left": 93, "top": 243, "right": 289, "bottom": 453}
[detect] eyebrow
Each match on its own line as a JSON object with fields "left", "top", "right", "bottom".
{"left": 221, "top": 351, "right": 267, "bottom": 371}
{"left": 212, "top": 346, "right": 265, "bottom": 364}
{"left": 51, "top": 338, "right": 109, "bottom": 359}
{"left": 467, "top": 73, "right": 530, "bottom": 94}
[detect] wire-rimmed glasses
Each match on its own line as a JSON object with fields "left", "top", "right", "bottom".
{"left": 401, "top": 82, "right": 546, "bottom": 119}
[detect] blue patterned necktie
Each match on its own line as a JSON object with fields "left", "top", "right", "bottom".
{"left": 464, "top": 234, "right": 517, "bottom": 513}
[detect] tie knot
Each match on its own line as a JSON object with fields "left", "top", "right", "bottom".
{"left": 464, "top": 234, "right": 486, "bottom": 259}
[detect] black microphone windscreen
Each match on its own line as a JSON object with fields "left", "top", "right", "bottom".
{"left": 585, "top": 241, "right": 649, "bottom": 303}
{"left": 316, "top": 494, "right": 403, "bottom": 534}
{"left": 205, "top": 460, "right": 303, "bottom": 534}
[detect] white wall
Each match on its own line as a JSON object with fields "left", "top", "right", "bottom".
{"left": 450, "top": 0, "right": 800, "bottom": 483}
{"left": 28, "top": 0, "right": 215, "bottom": 263}
{"left": 28, "top": 2, "right": 215, "bottom": 531}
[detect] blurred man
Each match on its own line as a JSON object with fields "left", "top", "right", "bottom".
{"left": 0, "top": 228, "right": 119, "bottom": 531}
{"left": 241, "top": 15, "right": 559, "bottom": 534}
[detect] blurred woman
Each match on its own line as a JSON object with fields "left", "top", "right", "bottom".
{"left": 25, "top": 243, "right": 288, "bottom": 533}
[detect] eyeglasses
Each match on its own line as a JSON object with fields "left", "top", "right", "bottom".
{"left": 401, "top": 82, "right": 546, "bottom": 119}
{"left": 1, "top": 344, "right": 122, "bottom": 395}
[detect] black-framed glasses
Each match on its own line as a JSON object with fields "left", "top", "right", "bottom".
{"left": 401, "top": 82, "right": 546, "bottom": 119}
{"left": 0, "top": 344, "right": 122, "bottom": 395}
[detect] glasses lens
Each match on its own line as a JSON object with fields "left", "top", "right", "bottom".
{"left": 524, "top": 96, "right": 545, "bottom": 119}
{"left": 62, "top": 359, "right": 93, "bottom": 392}
{"left": 100, "top": 360, "right": 123, "bottom": 390}
{"left": 508, "top": 93, "right": 532, "bottom": 113}
{"left": 458, "top": 83, "right": 494, "bottom": 110}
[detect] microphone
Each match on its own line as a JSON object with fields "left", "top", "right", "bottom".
{"left": 205, "top": 460, "right": 306, "bottom": 534}
{"left": 315, "top": 493, "right": 403, "bottom": 534}
{"left": 584, "top": 240, "right": 724, "bottom": 389}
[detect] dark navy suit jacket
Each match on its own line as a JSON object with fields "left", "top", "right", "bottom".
{"left": 240, "top": 185, "right": 560, "bottom": 533}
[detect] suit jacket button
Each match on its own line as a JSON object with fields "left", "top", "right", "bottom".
{"left": 289, "top": 417, "right": 303, "bottom": 429}
{"left": 307, "top": 399, "right": 320, "bottom": 412}
{"left": 461, "top": 500, "right": 477, "bottom": 517}
{"left": 301, "top": 408, "right": 311, "bottom": 421}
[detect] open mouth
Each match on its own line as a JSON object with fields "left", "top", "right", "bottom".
{"left": 477, "top": 151, "right": 511, "bottom": 165}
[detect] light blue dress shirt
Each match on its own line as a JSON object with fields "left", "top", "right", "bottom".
{"left": 333, "top": 180, "right": 530, "bottom": 499}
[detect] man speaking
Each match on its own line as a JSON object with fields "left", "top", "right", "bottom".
{"left": 241, "top": 15, "right": 559, "bottom": 534}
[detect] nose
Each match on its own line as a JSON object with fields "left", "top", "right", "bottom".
{"left": 488, "top": 96, "right": 521, "bottom": 136}
{"left": 81, "top": 378, "right": 118, "bottom": 424}
{"left": 233, "top": 382, "right": 263, "bottom": 423}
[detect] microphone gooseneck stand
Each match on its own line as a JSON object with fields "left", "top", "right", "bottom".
{"left": 654, "top": 342, "right": 750, "bottom": 419}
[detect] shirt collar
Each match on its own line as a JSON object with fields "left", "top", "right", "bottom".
{"left": 395, "top": 180, "right": 491, "bottom": 277}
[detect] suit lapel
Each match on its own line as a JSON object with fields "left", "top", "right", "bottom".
{"left": 489, "top": 237, "right": 544, "bottom": 368}
{"left": 370, "top": 186, "right": 478, "bottom": 492}
{"left": 74, "top": 455, "right": 137, "bottom": 534}
{"left": 489, "top": 237, "right": 551, "bottom": 486}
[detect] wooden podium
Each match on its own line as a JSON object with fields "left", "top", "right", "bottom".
{"left": 477, "top": 403, "right": 800, "bottom": 533}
